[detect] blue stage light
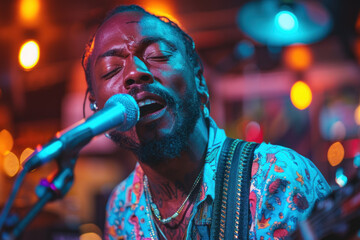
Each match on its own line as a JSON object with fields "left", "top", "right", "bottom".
{"left": 275, "top": 10, "right": 298, "bottom": 31}
{"left": 335, "top": 168, "right": 348, "bottom": 187}
{"left": 354, "top": 153, "right": 360, "bottom": 168}
{"left": 235, "top": 40, "right": 255, "bottom": 59}
{"left": 237, "top": 1, "right": 332, "bottom": 46}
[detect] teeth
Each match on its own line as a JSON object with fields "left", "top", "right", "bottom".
{"left": 138, "top": 99, "right": 158, "bottom": 107}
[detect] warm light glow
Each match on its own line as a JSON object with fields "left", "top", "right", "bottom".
{"left": 20, "top": 148, "right": 34, "bottom": 164}
{"left": 355, "top": 105, "right": 360, "bottom": 125}
{"left": 142, "top": 2, "right": 180, "bottom": 26}
{"left": 327, "top": 141, "right": 345, "bottom": 167}
{"left": 283, "top": 45, "right": 313, "bottom": 71}
{"left": 19, "top": 0, "right": 40, "bottom": 22}
{"left": 79, "top": 232, "right": 102, "bottom": 240}
{"left": 290, "top": 81, "right": 312, "bottom": 110}
{"left": 19, "top": 40, "right": 40, "bottom": 70}
{"left": 3, "top": 152, "right": 20, "bottom": 177}
{"left": 79, "top": 223, "right": 102, "bottom": 239}
{"left": 0, "top": 129, "right": 14, "bottom": 155}
{"left": 79, "top": 223, "right": 102, "bottom": 235}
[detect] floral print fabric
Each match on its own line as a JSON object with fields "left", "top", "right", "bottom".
{"left": 105, "top": 118, "right": 331, "bottom": 240}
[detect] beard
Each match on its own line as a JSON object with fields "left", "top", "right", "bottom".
{"left": 108, "top": 84, "right": 201, "bottom": 166}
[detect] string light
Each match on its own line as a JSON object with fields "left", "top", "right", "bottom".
{"left": 355, "top": 105, "right": 360, "bottom": 125}
{"left": 79, "top": 232, "right": 102, "bottom": 240}
{"left": 3, "top": 152, "right": 20, "bottom": 177}
{"left": 283, "top": 45, "right": 313, "bottom": 71}
{"left": 19, "top": 0, "right": 40, "bottom": 23}
{"left": 79, "top": 223, "right": 102, "bottom": 240}
{"left": 19, "top": 40, "right": 40, "bottom": 70}
{"left": 0, "top": 129, "right": 14, "bottom": 155}
{"left": 327, "top": 142, "right": 345, "bottom": 167}
{"left": 290, "top": 81, "right": 312, "bottom": 110}
{"left": 20, "top": 148, "right": 34, "bottom": 165}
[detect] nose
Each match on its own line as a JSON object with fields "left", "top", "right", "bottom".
{"left": 123, "top": 56, "right": 153, "bottom": 89}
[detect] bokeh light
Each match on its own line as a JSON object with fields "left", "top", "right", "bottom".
{"left": 3, "top": 152, "right": 20, "bottom": 177}
{"left": 79, "top": 223, "right": 102, "bottom": 240}
{"left": 245, "top": 121, "right": 263, "bottom": 143}
{"left": 19, "top": 0, "right": 40, "bottom": 22}
{"left": 355, "top": 105, "right": 360, "bottom": 125}
{"left": 327, "top": 141, "right": 345, "bottom": 167}
{"left": 335, "top": 168, "right": 348, "bottom": 187}
{"left": 354, "top": 153, "right": 360, "bottom": 168}
{"left": 283, "top": 45, "right": 313, "bottom": 71}
{"left": 0, "top": 129, "right": 14, "bottom": 155}
{"left": 330, "top": 121, "right": 346, "bottom": 140}
{"left": 20, "top": 148, "right": 35, "bottom": 165}
{"left": 79, "top": 232, "right": 102, "bottom": 240}
{"left": 275, "top": 10, "right": 298, "bottom": 31}
{"left": 235, "top": 40, "right": 255, "bottom": 59}
{"left": 19, "top": 40, "right": 40, "bottom": 70}
{"left": 290, "top": 81, "right": 312, "bottom": 110}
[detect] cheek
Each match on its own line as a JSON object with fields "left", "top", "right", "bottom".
{"left": 92, "top": 79, "right": 124, "bottom": 108}
{"left": 151, "top": 61, "right": 194, "bottom": 95}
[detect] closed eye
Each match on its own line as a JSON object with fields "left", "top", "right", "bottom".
{"left": 102, "top": 67, "right": 122, "bottom": 79}
{"left": 147, "top": 55, "right": 171, "bottom": 62}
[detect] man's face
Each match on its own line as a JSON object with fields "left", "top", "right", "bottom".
{"left": 89, "top": 11, "right": 201, "bottom": 164}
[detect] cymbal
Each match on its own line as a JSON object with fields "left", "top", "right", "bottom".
{"left": 237, "top": 0, "right": 333, "bottom": 46}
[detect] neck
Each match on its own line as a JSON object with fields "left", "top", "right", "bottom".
{"left": 140, "top": 117, "right": 208, "bottom": 201}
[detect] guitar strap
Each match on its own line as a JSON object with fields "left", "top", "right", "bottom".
{"left": 210, "top": 138, "right": 259, "bottom": 240}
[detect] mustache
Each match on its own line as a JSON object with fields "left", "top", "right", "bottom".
{"left": 128, "top": 84, "right": 176, "bottom": 107}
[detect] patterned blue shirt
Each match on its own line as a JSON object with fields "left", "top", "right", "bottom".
{"left": 105, "top": 118, "right": 331, "bottom": 239}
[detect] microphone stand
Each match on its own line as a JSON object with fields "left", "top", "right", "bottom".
{"left": 1, "top": 155, "right": 77, "bottom": 240}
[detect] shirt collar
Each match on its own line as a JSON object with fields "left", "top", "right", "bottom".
{"left": 198, "top": 117, "right": 227, "bottom": 203}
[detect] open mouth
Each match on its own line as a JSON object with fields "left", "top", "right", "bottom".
{"left": 138, "top": 99, "right": 166, "bottom": 118}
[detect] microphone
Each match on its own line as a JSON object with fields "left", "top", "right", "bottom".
{"left": 23, "top": 94, "right": 139, "bottom": 172}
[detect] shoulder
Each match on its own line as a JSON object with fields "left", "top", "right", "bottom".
{"left": 248, "top": 142, "right": 331, "bottom": 239}
{"left": 251, "top": 142, "right": 331, "bottom": 202}
{"left": 253, "top": 142, "right": 330, "bottom": 198}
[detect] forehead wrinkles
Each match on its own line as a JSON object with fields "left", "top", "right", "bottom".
{"left": 95, "top": 20, "right": 137, "bottom": 48}
{"left": 90, "top": 13, "right": 187, "bottom": 67}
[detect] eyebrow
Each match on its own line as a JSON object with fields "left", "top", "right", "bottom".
{"left": 95, "top": 48, "right": 129, "bottom": 64}
{"left": 137, "top": 37, "right": 177, "bottom": 52}
{"left": 95, "top": 37, "right": 177, "bottom": 64}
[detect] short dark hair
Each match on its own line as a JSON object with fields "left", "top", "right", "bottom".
{"left": 81, "top": 5, "right": 203, "bottom": 95}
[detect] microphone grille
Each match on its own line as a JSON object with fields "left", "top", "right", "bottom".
{"left": 104, "top": 94, "right": 139, "bottom": 131}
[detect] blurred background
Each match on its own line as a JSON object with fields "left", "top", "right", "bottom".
{"left": 0, "top": 0, "right": 359, "bottom": 239}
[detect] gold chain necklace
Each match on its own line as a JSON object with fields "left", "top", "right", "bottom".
{"left": 143, "top": 167, "right": 204, "bottom": 224}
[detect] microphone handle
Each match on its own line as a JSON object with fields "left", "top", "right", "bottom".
{"left": 23, "top": 102, "right": 127, "bottom": 172}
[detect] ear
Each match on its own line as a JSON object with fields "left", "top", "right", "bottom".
{"left": 194, "top": 65, "right": 208, "bottom": 105}
{"left": 88, "top": 93, "right": 96, "bottom": 104}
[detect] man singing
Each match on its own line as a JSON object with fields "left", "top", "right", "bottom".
{"left": 81, "top": 5, "right": 331, "bottom": 239}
